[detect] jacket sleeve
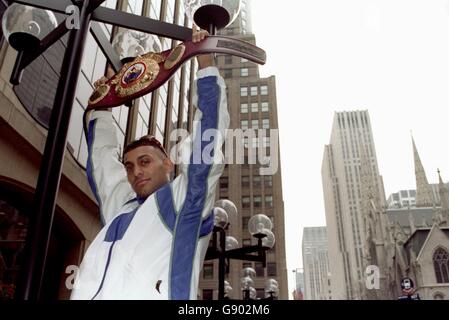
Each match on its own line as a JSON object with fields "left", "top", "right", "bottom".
{"left": 172, "top": 66, "right": 230, "bottom": 219}
{"left": 86, "top": 111, "right": 134, "bottom": 225}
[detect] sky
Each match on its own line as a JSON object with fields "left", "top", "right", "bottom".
{"left": 251, "top": 0, "right": 449, "bottom": 296}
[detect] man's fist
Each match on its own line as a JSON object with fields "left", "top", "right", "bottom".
{"left": 93, "top": 76, "right": 108, "bottom": 89}
{"left": 192, "top": 25, "right": 214, "bottom": 70}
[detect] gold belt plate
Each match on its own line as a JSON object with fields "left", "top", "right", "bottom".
{"left": 112, "top": 55, "right": 162, "bottom": 98}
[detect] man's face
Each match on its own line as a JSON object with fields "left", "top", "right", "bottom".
{"left": 123, "top": 146, "right": 173, "bottom": 198}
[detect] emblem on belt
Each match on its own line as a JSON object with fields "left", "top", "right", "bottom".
{"left": 112, "top": 55, "right": 162, "bottom": 98}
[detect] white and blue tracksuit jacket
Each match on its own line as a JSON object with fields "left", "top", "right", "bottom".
{"left": 71, "top": 67, "right": 229, "bottom": 300}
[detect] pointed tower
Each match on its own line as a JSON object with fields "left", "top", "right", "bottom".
{"left": 437, "top": 170, "right": 449, "bottom": 225}
{"left": 412, "top": 136, "right": 435, "bottom": 207}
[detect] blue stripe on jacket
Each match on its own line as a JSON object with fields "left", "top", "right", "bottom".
{"left": 170, "top": 75, "right": 221, "bottom": 300}
{"left": 156, "top": 184, "right": 215, "bottom": 237}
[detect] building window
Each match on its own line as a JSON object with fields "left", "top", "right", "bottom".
{"left": 223, "top": 69, "right": 232, "bottom": 78}
{"left": 265, "top": 195, "right": 273, "bottom": 208}
{"left": 260, "top": 85, "right": 268, "bottom": 95}
{"left": 261, "top": 102, "right": 269, "bottom": 112}
{"left": 264, "top": 176, "right": 273, "bottom": 187}
{"left": 240, "top": 87, "right": 248, "bottom": 97}
{"left": 255, "top": 262, "right": 264, "bottom": 277}
{"left": 242, "top": 238, "right": 251, "bottom": 247}
{"left": 242, "top": 197, "right": 251, "bottom": 209}
{"left": 241, "top": 68, "right": 249, "bottom": 77}
{"left": 262, "top": 119, "right": 270, "bottom": 129}
{"left": 225, "top": 55, "right": 233, "bottom": 64}
{"left": 242, "top": 217, "right": 250, "bottom": 231}
{"left": 203, "top": 262, "right": 214, "bottom": 279}
{"left": 251, "top": 103, "right": 258, "bottom": 113}
{"left": 251, "top": 120, "right": 259, "bottom": 129}
{"left": 242, "top": 176, "right": 250, "bottom": 188}
{"left": 254, "top": 196, "right": 262, "bottom": 208}
{"left": 433, "top": 247, "right": 449, "bottom": 283}
{"left": 220, "top": 177, "right": 228, "bottom": 192}
{"left": 203, "top": 289, "right": 213, "bottom": 300}
{"left": 267, "top": 263, "right": 277, "bottom": 276}
{"left": 250, "top": 86, "right": 258, "bottom": 96}
{"left": 244, "top": 155, "right": 249, "bottom": 167}
{"left": 253, "top": 176, "right": 261, "bottom": 188}
{"left": 263, "top": 137, "right": 270, "bottom": 148}
{"left": 241, "top": 120, "right": 249, "bottom": 130}
{"left": 241, "top": 103, "right": 248, "bottom": 114}
{"left": 433, "top": 292, "right": 445, "bottom": 300}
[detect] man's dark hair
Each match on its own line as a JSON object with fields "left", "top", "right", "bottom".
{"left": 123, "top": 135, "right": 168, "bottom": 159}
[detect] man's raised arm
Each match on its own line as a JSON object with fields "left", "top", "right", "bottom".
{"left": 172, "top": 29, "right": 230, "bottom": 219}
{"left": 86, "top": 108, "right": 134, "bottom": 225}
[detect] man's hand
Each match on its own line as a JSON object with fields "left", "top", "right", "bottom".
{"left": 192, "top": 25, "right": 214, "bottom": 70}
{"left": 93, "top": 66, "right": 115, "bottom": 89}
{"left": 93, "top": 76, "right": 112, "bottom": 111}
{"left": 93, "top": 76, "right": 108, "bottom": 89}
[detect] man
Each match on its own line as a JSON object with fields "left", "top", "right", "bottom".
{"left": 71, "top": 28, "right": 229, "bottom": 300}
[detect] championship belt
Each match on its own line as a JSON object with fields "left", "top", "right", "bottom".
{"left": 87, "top": 36, "right": 266, "bottom": 110}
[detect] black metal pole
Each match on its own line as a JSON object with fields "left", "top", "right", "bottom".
{"left": 208, "top": 23, "right": 217, "bottom": 36}
{"left": 257, "top": 237, "right": 267, "bottom": 268}
{"left": 218, "top": 228, "right": 226, "bottom": 300}
{"left": 243, "top": 289, "right": 250, "bottom": 300}
{"left": 16, "top": 0, "right": 93, "bottom": 300}
{"left": 10, "top": 50, "right": 25, "bottom": 85}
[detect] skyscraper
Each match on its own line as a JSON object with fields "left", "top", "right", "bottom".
{"left": 302, "top": 227, "right": 332, "bottom": 300}
{"left": 321, "top": 110, "right": 386, "bottom": 300}
{"left": 293, "top": 268, "right": 305, "bottom": 300}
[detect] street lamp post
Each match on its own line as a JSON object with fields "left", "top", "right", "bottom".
{"left": 1, "top": 0, "right": 257, "bottom": 300}
{"left": 205, "top": 201, "right": 276, "bottom": 300}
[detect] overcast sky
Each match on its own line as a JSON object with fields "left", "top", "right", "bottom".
{"left": 251, "top": 0, "right": 449, "bottom": 296}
